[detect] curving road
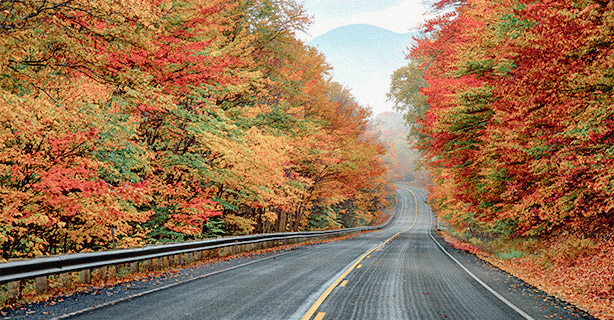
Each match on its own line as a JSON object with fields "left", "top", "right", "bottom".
{"left": 9, "top": 187, "right": 594, "bottom": 320}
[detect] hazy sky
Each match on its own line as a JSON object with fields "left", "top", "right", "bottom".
{"left": 299, "top": 0, "right": 432, "bottom": 42}
{"left": 297, "top": 0, "right": 433, "bottom": 115}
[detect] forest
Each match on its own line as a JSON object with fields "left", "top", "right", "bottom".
{"left": 392, "top": 0, "right": 613, "bottom": 238}
{"left": 0, "top": 0, "right": 394, "bottom": 260}
{"left": 390, "top": 0, "right": 613, "bottom": 314}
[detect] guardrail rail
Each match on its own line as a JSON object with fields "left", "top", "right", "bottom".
{"left": 0, "top": 217, "right": 392, "bottom": 302}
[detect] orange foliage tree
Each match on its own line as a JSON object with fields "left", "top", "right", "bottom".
{"left": 0, "top": 0, "right": 392, "bottom": 259}
{"left": 394, "top": 0, "right": 614, "bottom": 237}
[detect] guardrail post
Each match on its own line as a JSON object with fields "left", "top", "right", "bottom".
{"left": 109, "top": 265, "right": 117, "bottom": 281}
{"left": 129, "top": 261, "right": 139, "bottom": 274}
{"left": 98, "top": 266, "right": 108, "bottom": 282}
{"left": 102, "top": 265, "right": 115, "bottom": 281}
{"left": 59, "top": 272, "right": 72, "bottom": 288}
{"left": 35, "top": 276, "right": 48, "bottom": 295}
{"left": 79, "top": 269, "right": 91, "bottom": 284}
{"left": 143, "top": 259, "right": 152, "bottom": 271}
{"left": 6, "top": 280, "right": 21, "bottom": 302}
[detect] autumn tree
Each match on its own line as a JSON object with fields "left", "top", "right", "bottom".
{"left": 394, "top": 0, "right": 614, "bottom": 238}
{"left": 388, "top": 61, "right": 429, "bottom": 143}
{"left": 0, "top": 0, "right": 392, "bottom": 259}
{"left": 0, "top": 0, "right": 173, "bottom": 258}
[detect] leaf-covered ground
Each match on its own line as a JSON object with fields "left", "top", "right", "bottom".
{"left": 441, "top": 232, "right": 614, "bottom": 320}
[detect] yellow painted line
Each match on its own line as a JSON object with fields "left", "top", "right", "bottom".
{"left": 356, "top": 264, "right": 362, "bottom": 269}
{"left": 301, "top": 187, "right": 419, "bottom": 320}
{"left": 366, "top": 255, "right": 371, "bottom": 258}
{"left": 314, "top": 312, "right": 326, "bottom": 320}
{"left": 339, "top": 280, "right": 348, "bottom": 287}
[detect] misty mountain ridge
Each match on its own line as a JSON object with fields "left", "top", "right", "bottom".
{"left": 311, "top": 24, "right": 416, "bottom": 52}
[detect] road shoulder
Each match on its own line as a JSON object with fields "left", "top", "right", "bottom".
{"left": 430, "top": 230, "right": 597, "bottom": 320}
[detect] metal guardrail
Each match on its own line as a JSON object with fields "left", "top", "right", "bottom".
{"left": 0, "top": 220, "right": 391, "bottom": 285}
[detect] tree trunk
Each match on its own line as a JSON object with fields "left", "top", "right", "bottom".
{"left": 255, "top": 208, "right": 263, "bottom": 234}
{"left": 276, "top": 209, "right": 287, "bottom": 232}
{"left": 291, "top": 206, "right": 304, "bottom": 232}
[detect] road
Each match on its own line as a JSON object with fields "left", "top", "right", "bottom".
{"left": 8, "top": 187, "right": 594, "bottom": 320}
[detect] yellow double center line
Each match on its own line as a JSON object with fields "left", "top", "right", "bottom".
{"left": 301, "top": 187, "right": 419, "bottom": 320}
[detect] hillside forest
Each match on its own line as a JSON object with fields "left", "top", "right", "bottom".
{"left": 0, "top": 0, "right": 396, "bottom": 260}
{"left": 389, "top": 0, "right": 614, "bottom": 315}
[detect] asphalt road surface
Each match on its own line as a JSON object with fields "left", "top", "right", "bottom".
{"left": 7, "top": 186, "right": 595, "bottom": 320}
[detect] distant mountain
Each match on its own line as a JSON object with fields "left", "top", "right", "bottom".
{"left": 309, "top": 24, "right": 419, "bottom": 116}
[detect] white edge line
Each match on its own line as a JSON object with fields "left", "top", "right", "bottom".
{"left": 426, "top": 211, "right": 535, "bottom": 320}
{"left": 50, "top": 251, "right": 294, "bottom": 320}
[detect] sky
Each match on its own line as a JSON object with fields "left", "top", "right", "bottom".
{"left": 297, "top": 0, "right": 433, "bottom": 115}
{"left": 298, "top": 0, "right": 432, "bottom": 42}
